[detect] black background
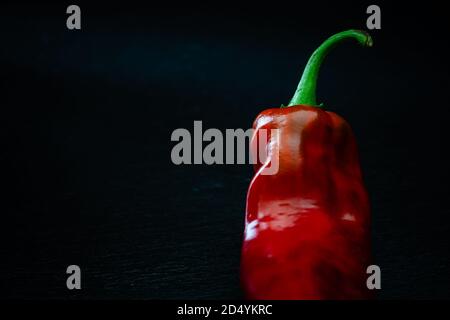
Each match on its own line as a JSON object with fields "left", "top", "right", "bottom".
{"left": 1, "top": 2, "right": 449, "bottom": 299}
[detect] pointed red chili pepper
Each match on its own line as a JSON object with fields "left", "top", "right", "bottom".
{"left": 241, "top": 30, "right": 373, "bottom": 300}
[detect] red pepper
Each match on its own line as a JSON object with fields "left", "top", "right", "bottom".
{"left": 241, "top": 30, "right": 373, "bottom": 300}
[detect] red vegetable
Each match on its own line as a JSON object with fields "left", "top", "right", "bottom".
{"left": 241, "top": 30, "right": 373, "bottom": 299}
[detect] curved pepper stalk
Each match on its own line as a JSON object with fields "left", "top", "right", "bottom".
{"left": 288, "top": 29, "right": 373, "bottom": 107}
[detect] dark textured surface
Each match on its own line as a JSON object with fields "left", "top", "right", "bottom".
{"left": 1, "top": 3, "right": 449, "bottom": 299}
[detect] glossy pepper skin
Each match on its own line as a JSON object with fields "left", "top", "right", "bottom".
{"left": 241, "top": 30, "right": 373, "bottom": 300}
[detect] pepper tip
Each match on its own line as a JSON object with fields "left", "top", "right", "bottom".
{"left": 365, "top": 35, "right": 373, "bottom": 47}
{"left": 359, "top": 30, "right": 373, "bottom": 47}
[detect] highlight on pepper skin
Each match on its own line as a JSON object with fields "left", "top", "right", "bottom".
{"left": 240, "top": 30, "right": 374, "bottom": 300}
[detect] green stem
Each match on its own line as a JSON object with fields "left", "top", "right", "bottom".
{"left": 287, "top": 29, "right": 373, "bottom": 107}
